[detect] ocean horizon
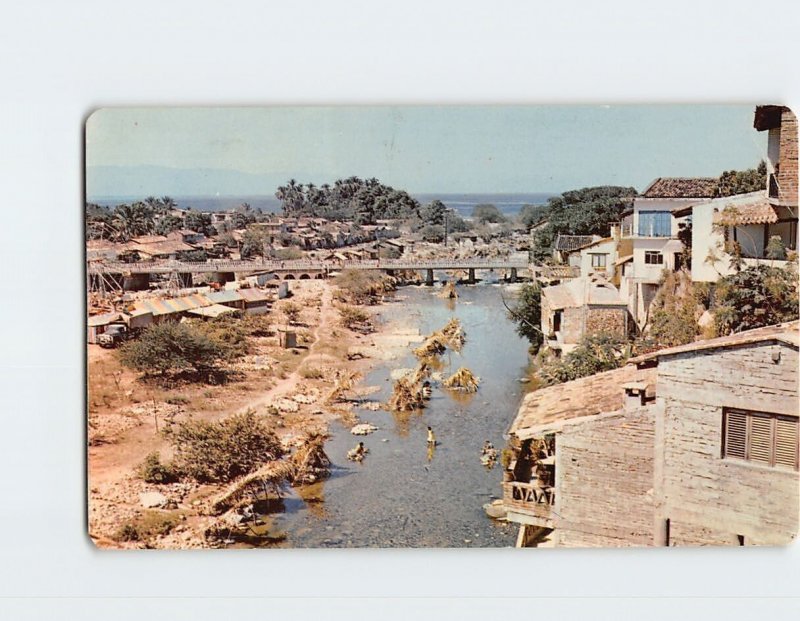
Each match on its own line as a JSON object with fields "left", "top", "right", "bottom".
{"left": 89, "top": 192, "right": 556, "bottom": 218}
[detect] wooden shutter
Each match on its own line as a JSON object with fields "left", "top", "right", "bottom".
{"left": 725, "top": 410, "right": 747, "bottom": 459}
{"left": 775, "top": 416, "right": 799, "bottom": 469}
{"left": 748, "top": 414, "right": 773, "bottom": 465}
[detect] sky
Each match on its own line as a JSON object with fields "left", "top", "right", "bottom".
{"left": 86, "top": 105, "right": 768, "bottom": 197}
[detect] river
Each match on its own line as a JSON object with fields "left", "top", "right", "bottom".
{"left": 256, "top": 281, "right": 532, "bottom": 547}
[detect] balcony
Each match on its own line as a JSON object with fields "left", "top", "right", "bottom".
{"left": 502, "top": 481, "right": 555, "bottom": 525}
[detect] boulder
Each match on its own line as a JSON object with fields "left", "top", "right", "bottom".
{"left": 139, "top": 491, "right": 168, "bottom": 508}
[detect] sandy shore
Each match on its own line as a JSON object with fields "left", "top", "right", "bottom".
{"left": 87, "top": 280, "right": 421, "bottom": 549}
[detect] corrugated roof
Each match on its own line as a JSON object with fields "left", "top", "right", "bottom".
{"left": 641, "top": 177, "right": 718, "bottom": 199}
{"left": 187, "top": 304, "right": 239, "bottom": 318}
{"left": 510, "top": 365, "right": 656, "bottom": 438}
{"left": 630, "top": 321, "right": 800, "bottom": 364}
{"left": 88, "top": 312, "right": 123, "bottom": 327}
{"left": 237, "top": 288, "right": 271, "bottom": 303}
{"left": 205, "top": 290, "right": 243, "bottom": 304}
{"left": 133, "top": 294, "right": 211, "bottom": 316}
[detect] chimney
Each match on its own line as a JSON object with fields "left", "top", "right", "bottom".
{"left": 611, "top": 224, "right": 621, "bottom": 243}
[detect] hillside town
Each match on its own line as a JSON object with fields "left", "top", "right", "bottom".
{"left": 86, "top": 105, "right": 798, "bottom": 549}
{"left": 499, "top": 105, "right": 799, "bottom": 547}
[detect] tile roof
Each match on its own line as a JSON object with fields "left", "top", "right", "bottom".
{"left": 712, "top": 194, "right": 781, "bottom": 225}
{"left": 554, "top": 234, "right": 597, "bottom": 252}
{"left": 510, "top": 365, "right": 657, "bottom": 438}
{"left": 641, "top": 177, "right": 718, "bottom": 199}
{"left": 542, "top": 277, "right": 626, "bottom": 309}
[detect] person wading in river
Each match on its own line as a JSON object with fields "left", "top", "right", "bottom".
{"left": 427, "top": 426, "right": 436, "bottom": 445}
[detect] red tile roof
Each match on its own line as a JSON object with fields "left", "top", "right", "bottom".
{"left": 712, "top": 195, "right": 781, "bottom": 225}
{"left": 509, "top": 365, "right": 657, "bottom": 438}
{"left": 641, "top": 177, "right": 718, "bottom": 199}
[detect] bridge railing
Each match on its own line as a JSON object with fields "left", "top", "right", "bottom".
{"left": 88, "top": 257, "right": 532, "bottom": 274}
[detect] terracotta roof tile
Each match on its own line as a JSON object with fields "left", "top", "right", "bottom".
{"left": 712, "top": 195, "right": 781, "bottom": 225}
{"left": 642, "top": 177, "right": 718, "bottom": 199}
{"left": 510, "top": 365, "right": 656, "bottom": 438}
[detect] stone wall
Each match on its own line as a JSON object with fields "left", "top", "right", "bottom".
{"left": 655, "top": 341, "right": 799, "bottom": 546}
{"left": 553, "top": 407, "right": 656, "bottom": 547}
{"left": 585, "top": 306, "right": 628, "bottom": 337}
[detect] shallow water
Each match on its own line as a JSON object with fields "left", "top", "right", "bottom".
{"left": 264, "top": 282, "right": 532, "bottom": 547}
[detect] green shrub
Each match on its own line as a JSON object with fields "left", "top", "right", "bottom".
{"left": 169, "top": 410, "right": 284, "bottom": 483}
{"left": 299, "top": 366, "right": 324, "bottom": 379}
{"left": 713, "top": 264, "right": 799, "bottom": 335}
{"left": 197, "top": 315, "right": 251, "bottom": 358}
{"left": 138, "top": 451, "right": 179, "bottom": 484}
{"left": 165, "top": 395, "right": 190, "bottom": 405}
{"left": 119, "top": 322, "right": 226, "bottom": 377}
{"left": 538, "top": 333, "right": 629, "bottom": 385}
{"left": 334, "top": 270, "right": 395, "bottom": 305}
{"left": 338, "top": 304, "right": 372, "bottom": 330}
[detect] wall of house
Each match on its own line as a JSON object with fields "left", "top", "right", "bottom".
{"left": 654, "top": 342, "right": 799, "bottom": 546}
{"left": 631, "top": 237, "right": 682, "bottom": 283}
{"left": 579, "top": 239, "right": 617, "bottom": 278}
{"left": 691, "top": 204, "right": 728, "bottom": 282}
{"left": 553, "top": 407, "right": 656, "bottom": 547}
{"left": 633, "top": 198, "right": 700, "bottom": 237}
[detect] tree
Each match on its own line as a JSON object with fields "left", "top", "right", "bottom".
{"left": 713, "top": 264, "right": 799, "bottom": 335}
{"left": 715, "top": 161, "right": 767, "bottom": 197}
{"left": 531, "top": 186, "right": 637, "bottom": 259}
{"left": 420, "top": 224, "right": 445, "bottom": 243}
{"left": 155, "top": 214, "right": 184, "bottom": 236}
{"left": 538, "top": 333, "right": 630, "bottom": 385}
{"left": 472, "top": 203, "right": 506, "bottom": 223}
{"left": 646, "top": 271, "right": 699, "bottom": 347}
{"left": 168, "top": 410, "right": 284, "bottom": 483}
{"left": 518, "top": 203, "right": 548, "bottom": 230}
{"left": 184, "top": 211, "right": 214, "bottom": 236}
{"left": 420, "top": 199, "right": 447, "bottom": 225}
{"left": 276, "top": 176, "right": 420, "bottom": 222}
{"left": 112, "top": 202, "right": 156, "bottom": 240}
{"left": 119, "top": 322, "right": 227, "bottom": 377}
{"left": 505, "top": 283, "right": 543, "bottom": 349}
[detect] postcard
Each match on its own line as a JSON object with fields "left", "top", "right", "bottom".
{"left": 86, "top": 105, "right": 798, "bottom": 548}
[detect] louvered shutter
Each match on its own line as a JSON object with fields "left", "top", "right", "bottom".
{"left": 775, "top": 417, "right": 799, "bottom": 469}
{"left": 748, "top": 414, "right": 773, "bottom": 465}
{"left": 725, "top": 410, "right": 747, "bottom": 459}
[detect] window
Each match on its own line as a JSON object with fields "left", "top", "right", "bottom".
{"left": 638, "top": 211, "right": 672, "bottom": 237}
{"left": 644, "top": 251, "right": 663, "bottom": 265}
{"left": 590, "top": 253, "right": 608, "bottom": 268}
{"left": 723, "top": 408, "right": 799, "bottom": 470}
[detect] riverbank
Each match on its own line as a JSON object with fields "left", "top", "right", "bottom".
{"left": 88, "top": 279, "right": 420, "bottom": 548}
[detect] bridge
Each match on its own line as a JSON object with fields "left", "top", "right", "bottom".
{"left": 87, "top": 256, "right": 575, "bottom": 292}
{"left": 87, "top": 257, "right": 531, "bottom": 275}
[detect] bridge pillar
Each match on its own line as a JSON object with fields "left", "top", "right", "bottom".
{"left": 467, "top": 268, "right": 476, "bottom": 284}
{"left": 123, "top": 273, "right": 150, "bottom": 291}
{"left": 210, "top": 271, "right": 235, "bottom": 285}
{"left": 509, "top": 268, "right": 518, "bottom": 282}
{"left": 385, "top": 269, "right": 395, "bottom": 278}
{"left": 425, "top": 268, "right": 434, "bottom": 286}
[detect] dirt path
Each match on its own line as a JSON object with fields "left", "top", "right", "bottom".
{"left": 248, "top": 284, "right": 338, "bottom": 408}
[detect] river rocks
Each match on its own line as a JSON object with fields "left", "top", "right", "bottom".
{"left": 351, "top": 423, "right": 378, "bottom": 436}
{"left": 483, "top": 499, "right": 508, "bottom": 521}
{"left": 139, "top": 491, "right": 168, "bottom": 508}
{"left": 276, "top": 398, "right": 299, "bottom": 413}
